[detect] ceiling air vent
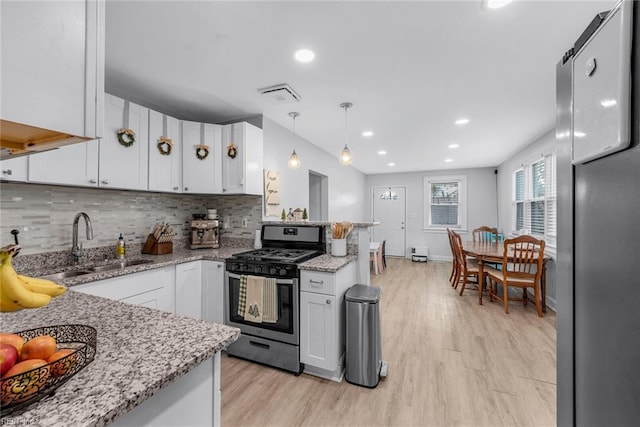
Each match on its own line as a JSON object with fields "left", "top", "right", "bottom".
{"left": 258, "top": 84, "right": 301, "bottom": 104}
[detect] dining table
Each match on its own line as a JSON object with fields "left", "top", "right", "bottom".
{"left": 462, "top": 240, "right": 549, "bottom": 312}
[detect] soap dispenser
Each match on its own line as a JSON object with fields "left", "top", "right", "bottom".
{"left": 116, "top": 233, "right": 126, "bottom": 259}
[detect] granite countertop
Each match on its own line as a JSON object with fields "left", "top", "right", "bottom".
{"left": 299, "top": 254, "right": 357, "bottom": 272}
{"left": 0, "top": 291, "right": 240, "bottom": 426}
{"left": 19, "top": 243, "right": 355, "bottom": 286}
{"left": 19, "top": 245, "right": 254, "bottom": 287}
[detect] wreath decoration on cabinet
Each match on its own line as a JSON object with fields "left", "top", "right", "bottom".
{"left": 195, "top": 144, "right": 210, "bottom": 160}
{"left": 227, "top": 143, "right": 238, "bottom": 159}
{"left": 117, "top": 128, "right": 136, "bottom": 147}
{"left": 157, "top": 137, "right": 173, "bottom": 155}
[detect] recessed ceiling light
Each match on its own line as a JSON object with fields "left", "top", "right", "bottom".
{"left": 448, "top": 143, "right": 460, "bottom": 149}
{"left": 483, "top": 0, "right": 513, "bottom": 10}
{"left": 600, "top": 99, "right": 617, "bottom": 108}
{"left": 574, "top": 131, "right": 586, "bottom": 138}
{"left": 362, "top": 131, "right": 374, "bottom": 137}
{"left": 388, "top": 162, "right": 395, "bottom": 167}
{"left": 445, "top": 158, "right": 453, "bottom": 163}
{"left": 293, "top": 48, "right": 315, "bottom": 63}
{"left": 378, "top": 150, "right": 387, "bottom": 155}
{"left": 455, "top": 118, "right": 469, "bottom": 125}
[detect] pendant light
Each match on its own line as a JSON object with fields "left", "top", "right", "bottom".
{"left": 339, "top": 102, "right": 353, "bottom": 166}
{"left": 287, "top": 112, "right": 301, "bottom": 169}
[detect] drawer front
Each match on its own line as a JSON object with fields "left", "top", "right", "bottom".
{"left": 300, "top": 270, "right": 335, "bottom": 295}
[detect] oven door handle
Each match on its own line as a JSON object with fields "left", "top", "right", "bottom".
{"left": 227, "top": 272, "right": 294, "bottom": 285}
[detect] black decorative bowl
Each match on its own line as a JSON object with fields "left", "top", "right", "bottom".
{"left": 0, "top": 324, "right": 97, "bottom": 416}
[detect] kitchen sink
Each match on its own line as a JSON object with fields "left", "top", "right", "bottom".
{"left": 40, "top": 270, "right": 94, "bottom": 280}
{"left": 88, "top": 259, "right": 154, "bottom": 272}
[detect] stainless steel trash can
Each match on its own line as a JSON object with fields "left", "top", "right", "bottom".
{"left": 345, "top": 284, "right": 383, "bottom": 388}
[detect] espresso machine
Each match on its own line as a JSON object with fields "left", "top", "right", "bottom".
{"left": 190, "top": 217, "right": 220, "bottom": 249}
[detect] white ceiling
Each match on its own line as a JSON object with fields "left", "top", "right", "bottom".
{"left": 105, "top": 0, "right": 617, "bottom": 175}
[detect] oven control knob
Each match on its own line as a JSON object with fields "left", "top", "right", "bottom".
{"left": 280, "top": 268, "right": 287, "bottom": 276}
{"left": 270, "top": 267, "right": 277, "bottom": 275}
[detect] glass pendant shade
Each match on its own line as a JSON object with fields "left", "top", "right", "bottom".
{"left": 339, "top": 102, "right": 353, "bottom": 166}
{"left": 288, "top": 149, "right": 301, "bottom": 169}
{"left": 287, "top": 111, "right": 301, "bottom": 169}
{"left": 339, "top": 144, "right": 352, "bottom": 166}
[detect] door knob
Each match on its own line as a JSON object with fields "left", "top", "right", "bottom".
{"left": 326, "top": 299, "right": 331, "bottom": 305}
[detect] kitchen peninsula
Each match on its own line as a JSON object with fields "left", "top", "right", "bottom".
{"left": 1, "top": 291, "right": 239, "bottom": 426}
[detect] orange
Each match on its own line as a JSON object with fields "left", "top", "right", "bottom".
{"left": 1, "top": 359, "right": 50, "bottom": 404}
{"left": 47, "top": 349, "right": 77, "bottom": 377}
{"left": 20, "top": 335, "right": 57, "bottom": 361}
{"left": 0, "top": 333, "right": 25, "bottom": 354}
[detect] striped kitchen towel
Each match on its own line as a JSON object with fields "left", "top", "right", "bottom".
{"left": 262, "top": 277, "right": 278, "bottom": 323}
{"left": 237, "top": 275, "right": 248, "bottom": 317}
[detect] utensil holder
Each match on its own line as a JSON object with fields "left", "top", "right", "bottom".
{"left": 142, "top": 234, "right": 173, "bottom": 255}
{"left": 331, "top": 239, "right": 347, "bottom": 257}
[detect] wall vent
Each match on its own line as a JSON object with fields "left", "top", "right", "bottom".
{"left": 258, "top": 84, "right": 301, "bottom": 104}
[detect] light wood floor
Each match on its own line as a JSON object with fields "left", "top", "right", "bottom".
{"left": 222, "top": 258, "right": 557, "bottom": 427}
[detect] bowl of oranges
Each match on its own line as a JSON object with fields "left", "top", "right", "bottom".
{"left": 0, "top": 324, "right": 97, "bottom": 416}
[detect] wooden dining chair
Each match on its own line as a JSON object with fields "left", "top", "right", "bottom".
{"left": 446, "top": 228, "right": 459, "bottom": 286}
{"left": 484, "top": 235, "right": 546, "bottom": 317}
{"left": 472, "top": 226, "right": 499, "bottom": 243}
{"left": 451, "top": 231, "right": 484, "bottom": 295}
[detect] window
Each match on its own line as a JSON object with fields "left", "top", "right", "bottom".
{"left": 511, "top": 154, "right": 556, "bottom": 247}
{"left": 424, "top": 175, "right": 467, "bottom": 231}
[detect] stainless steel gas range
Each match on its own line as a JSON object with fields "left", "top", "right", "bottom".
{"left": 224, "top": 224, "right": 325, "bottom": 374}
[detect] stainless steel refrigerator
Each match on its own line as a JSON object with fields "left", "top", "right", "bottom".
{"left": 556, "top": 1, "right": 640, "bottom": 425}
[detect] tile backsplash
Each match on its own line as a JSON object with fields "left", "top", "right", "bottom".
{"left": 0, "top": 183, "right": 263, "bottom": 255}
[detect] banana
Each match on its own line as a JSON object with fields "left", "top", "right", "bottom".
{"left": 18, "top": 275, "right": 67, "bottom": 297}
{"left": 0, "top": 295, "right": 22, "bottom": 312}
{"left": 0, "top": 251, "right": 51, "bottom": 310}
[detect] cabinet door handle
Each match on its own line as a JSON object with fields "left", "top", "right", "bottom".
{"left": 309, "top": 279, "right": 324, "bottom": 287}
{"left": 326, "top": 299, "right": 331, "bottom": 305}
{"left": 2, "top": 169, "right": 12, "bottom": 176}
{"left": 89, "top": 179, "right": 97, "bottom": 184}
{"left": 184, "top": 187, "right": 189, "bottom": 191}
{"left": 101, "top": 180, "right": 109, "bottom": 185}
{"left": 222, "top": 188, "right": 227, "bottom": 192}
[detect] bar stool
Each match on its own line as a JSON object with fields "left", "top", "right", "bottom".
{"left": 370, "top": 241, "right": 383, "bottom": 275}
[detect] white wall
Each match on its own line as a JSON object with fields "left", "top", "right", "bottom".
{"left": 497, "top": 128, "right": 557, "bottom": 309}
{"left": 365, "top": 167, "right": 498, "bottom": 260}
{"left": 262, "top": 117, "right": 367, "bottom": 221}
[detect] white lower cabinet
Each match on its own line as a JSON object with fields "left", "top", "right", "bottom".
{"left": 175, "top": 261, "right": 203, "bottom": 319}
{"left": 202, "top": 260, "right": 225, "bottom": 324}
{"left": 300, "top": 292, "right": 336, "bottom": 371}
{"left": 73, "top": 266, "right": 175, "bottom": 313}
{"left": 300, "top": 262, "right": 356, "bottom": 381}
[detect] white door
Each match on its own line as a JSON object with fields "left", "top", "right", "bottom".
{"left": 372, "top": 186, "right": 406, "bottom": 257}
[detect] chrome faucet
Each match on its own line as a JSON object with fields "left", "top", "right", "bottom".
{"left": 71, "top": 212, "right": 93, "bottom": 264}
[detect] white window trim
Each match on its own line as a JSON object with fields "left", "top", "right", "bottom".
{"left": 510, "top": 152, "right": 557, "bottom": 253}
{"left": 423, "top": 175, "right": 467, "bottom": 232}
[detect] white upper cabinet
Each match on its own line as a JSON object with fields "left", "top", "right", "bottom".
{"left": 148, "top": 110, "right": 182, "bottom": 193}
{"left": 99, "top": 94, "right": 149, "bottom": 190}
{"left": 1, "top": 0, "right": 104, "bottom": 139}
{"left": 28, "top": 140, "right": 99, "bottom": 187}
{"left": 221, "top": 122, "right": 263, "bottom": 195}
{"left": 182, "top": 121, "right": 222, "bottom": 194}
{"left": 0, "top": 157, "right": 28, "bottom": 182}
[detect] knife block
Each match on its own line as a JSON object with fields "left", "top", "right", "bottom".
{"left": 142, "top": 234, "right": 173, "bottom": 255}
